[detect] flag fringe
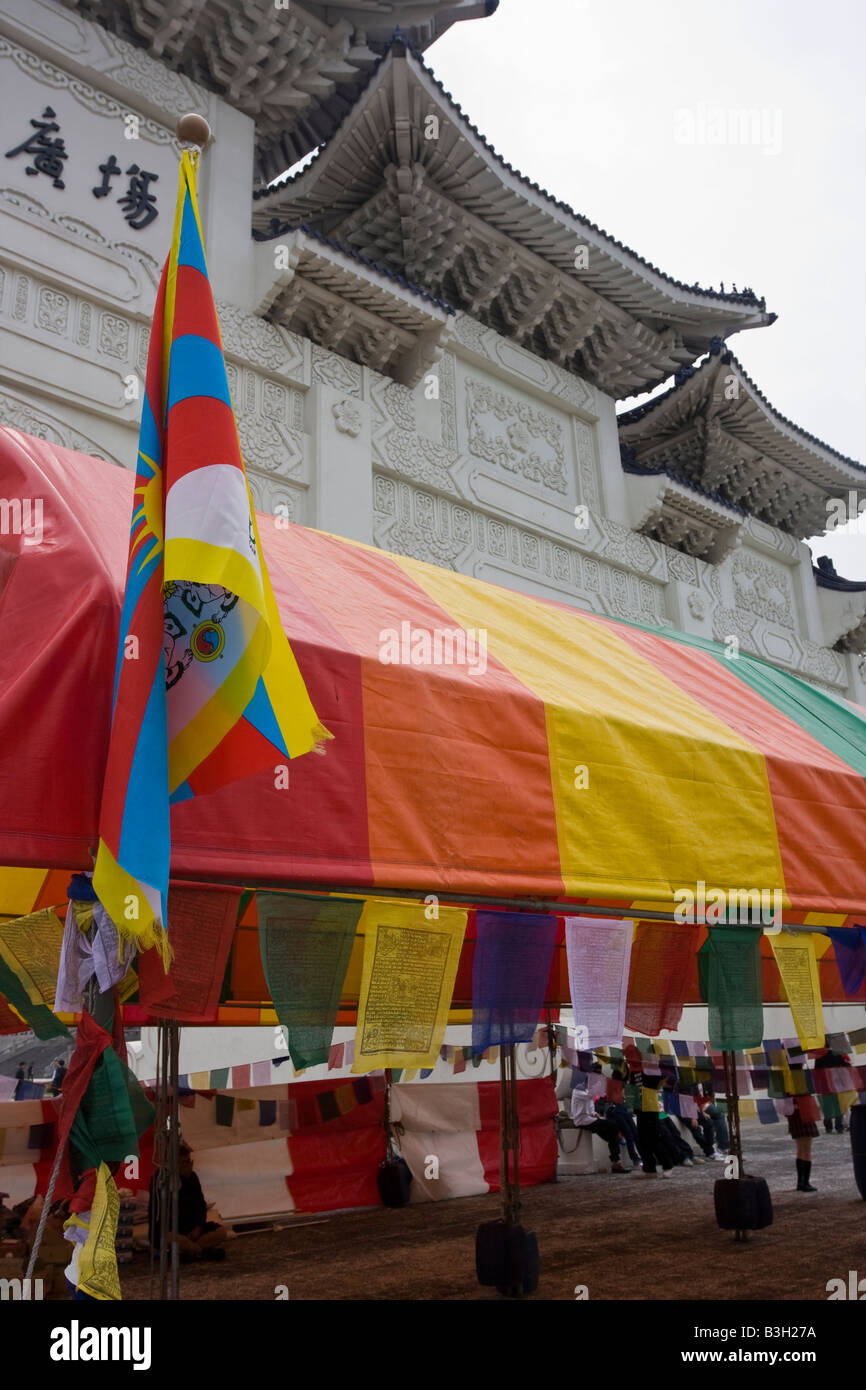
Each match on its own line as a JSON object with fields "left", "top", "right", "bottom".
{"left": 116, "top": 919, "right": 173, "bottom": 972}
{"left": 312, "top": 721, "right": 334, "bottom": 756}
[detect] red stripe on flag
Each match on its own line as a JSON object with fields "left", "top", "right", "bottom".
{"left": 165, "top": 395, "right": 244, "bottom": 485}
{"left": 170, "top": 263, "right": 221, "bottom": 348}
{"left": 185, "top": 714, "right": 281, "bottom": 798}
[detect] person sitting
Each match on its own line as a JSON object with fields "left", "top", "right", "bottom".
{"left": 658, "top": 1085, "right": 698, "bottom": 1166}
{"left": 570, "top": 1078, "right": 628, "bottom": 1172}
{"left": 149, "top": 1142, "right": 227, "bottom": 1260}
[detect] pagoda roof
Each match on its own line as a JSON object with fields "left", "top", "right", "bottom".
{"left": 252, "top": 39, "right": 774, "bottom": 397}
{"left": 618, "top": 344, "right": 865, "bottom": 539}
{"left": 253, "top": 223, "right": 454, "bottom": 385}
{"left": 66, "top": 1, "right": 496, "bottom": 181}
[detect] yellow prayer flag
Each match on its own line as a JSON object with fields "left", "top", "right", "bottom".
{"left": 770, "top": 933, "right": 825, "bottom": 1050}
{"left": 76, "top": 1162, "right": 121, "bottom": 1301}
{"left": 641, "top": 1087, "right": 660, "bottom": 1112}
{"left": 0, "top": 908, "right": 65, "bottom": 1006}
{"left": 189, "top": 1071, "right": 209, "bottom": 1090}
{"left": 352, "top": 899, "right": 467, "bottom": 1073}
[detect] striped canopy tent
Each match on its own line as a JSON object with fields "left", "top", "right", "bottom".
{"left": 1, "top": 425, "right": 865, "bottom": 1023}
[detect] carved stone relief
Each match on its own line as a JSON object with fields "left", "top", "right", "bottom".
{"left": 465, "top": 377, "right": 567, "bottom": 494}
{"left": 0, "top": 385, "right": 118, "bottom": 461}
{"left": 574, "top": 418, "right": 600, "bottom": 509}
{"left": 373, "top": 473, "right": 667, "bottom": 624}
{"left": 732, "top": 550, "right": 794, "bottom": 628}
{"left": 311, "top": 344, "right": 360, "bottom": 396}
{"left": 0, "top": 38, "right": 181, "bottom": 149}
{"left": 332, "top": 397, "right": 363, "bottom": 437}
{"left": 217, "top": 300, "right": 305, "bottom": 382}
{"left": 438, "top": 350, "right": 457, "bottom": 451}
{"left": 454, "top": 311, "right": 595, "bottom": 412}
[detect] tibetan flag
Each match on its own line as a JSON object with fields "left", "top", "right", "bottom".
{"left": 94, "top": 151, "right": 329, "bottom": 956}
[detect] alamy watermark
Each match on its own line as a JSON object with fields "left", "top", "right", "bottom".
{"left": 674, "top": 880, "right": 782, "bottom": 926}
{"left": 825, "top": 491, "right": 866, "bottom": 532}
{"left": 674, "top": 104, "right": 782, "bottom": 156}
{"left": 0, "top": 496, "right": 43, "bottom": 545}
{"left": 379, "top": 622, "right": 488, "bottom": 677}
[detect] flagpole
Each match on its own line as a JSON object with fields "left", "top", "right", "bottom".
{"left": 154, "top": 114, "right": 213, "bottom": 1305}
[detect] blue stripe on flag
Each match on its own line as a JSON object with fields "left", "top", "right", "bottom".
{"left": 138, "top": 393, "right": 162, "bottom": 469}
{"left": 167, "top": 335, "right": 232, "bottom": 411}
{"left": 117, "top": 669, "right": 170, "bottom": 902}
{"left": 243, "top": 676, "right": 290, "bottom": 758}
{"left": 170, "top": 781, "right": 194, "bottom": 805}
{"left": 177, "top": 193, "right": 208, "bottom": 278}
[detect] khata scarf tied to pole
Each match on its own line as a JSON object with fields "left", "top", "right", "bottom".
{"left": 93, "top": 149, "right": 330, "bottom": 960}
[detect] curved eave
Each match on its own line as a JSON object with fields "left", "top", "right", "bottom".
{"left": 253, "top": 45, "right": 773, "bottom": 344}
{"left": 619, "top": 349, "right": 864, "bottom": 492}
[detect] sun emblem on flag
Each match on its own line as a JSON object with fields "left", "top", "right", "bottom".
{"left": 130, "top": 453, "right": 164, "bottom": 575}
{"left": 190, "top": 620, "right": 225, "bottom": 662}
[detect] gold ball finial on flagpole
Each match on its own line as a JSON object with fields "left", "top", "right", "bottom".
{"left": 176, "top": 113, "right": 211, "bottom": 149}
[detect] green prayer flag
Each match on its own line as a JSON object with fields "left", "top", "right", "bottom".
{"left": 701, "top": 927, "right": 763, "bottom": 1050}
{"left": 70, "top": 1048, "right": 154, "bottom": 1173}
{"left": 258, "top": 892, "right": 362, "bottom": 1072}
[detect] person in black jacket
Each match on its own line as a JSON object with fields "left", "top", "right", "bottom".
{"left": 149, "top": 1142, "right": 227, "bottom": 1260}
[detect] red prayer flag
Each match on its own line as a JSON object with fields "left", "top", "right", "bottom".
{"left": 626, "top": 921, "right": 696, "bottom": 1036}
{"left": 139, "top": 884, "right": 241, "bottom": 1021}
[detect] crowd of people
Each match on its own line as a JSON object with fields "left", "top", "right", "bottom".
{"left": 569, "top": 1065, "right": 729, "bottom": 1177}
{"left": 568, "top": 1041, "right": 856, "bottom": 1193}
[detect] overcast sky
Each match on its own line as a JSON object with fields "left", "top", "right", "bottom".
{"left": 430, "top": 0, "right": 866, "bottom": 577}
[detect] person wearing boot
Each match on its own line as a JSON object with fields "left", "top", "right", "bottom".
{"left": 787, "top": 1093, "right": 820, "bottom": 1192}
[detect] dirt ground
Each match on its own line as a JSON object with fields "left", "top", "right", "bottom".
{"left": 120, "top": 1121, "right": 865, "bottom": 1301}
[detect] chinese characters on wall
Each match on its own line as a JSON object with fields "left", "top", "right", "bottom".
{"left": 5, "top": 106, "right": 159, "bottom": 228}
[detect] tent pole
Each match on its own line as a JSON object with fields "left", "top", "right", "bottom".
{"left": 168, "top": 1019, "right": 180, "bottom": 1301}
{"left": 723, "top": 1050, "right": 746, "bottom": 1240}
{"left": 499, "top": 1044, "right": 521, "bottom": 1229}
{"left": 499, "top": 1048, "right": 511, "bottom": 1222}
{"left": 509, "top": 1043, "right": 521, "bottom": 1226}
{"left": 156, "top": 1020, "right": 169, "bottom": 1298}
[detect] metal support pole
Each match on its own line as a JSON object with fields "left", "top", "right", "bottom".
{"left": 508, "top": 1044, "right": 521, "bottom": 1226}
{"left": 156, "top": 1021, "right": 169, "bottom": 1299}
{"left": 499, "top": 1044, "right": 521, "bottom": 1228}
{"left": 168, "top": 1019, "right": 180, "bottom": 1301}
{"left": 723, "top": 1050, "right": 746, "bottom": 1241}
